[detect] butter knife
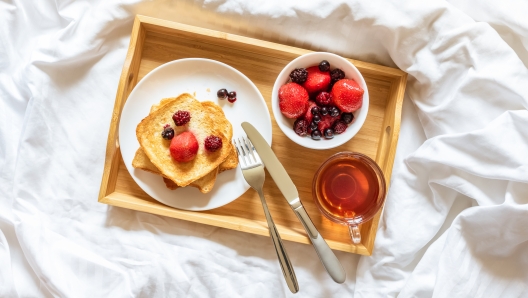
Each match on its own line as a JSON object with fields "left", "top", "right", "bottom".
{"left": 242, "top": 122, "right": 346, "bottom": 284}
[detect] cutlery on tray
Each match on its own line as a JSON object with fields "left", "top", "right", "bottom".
{"left": 242, "top": 122, "right": 346, "bottom": 284}
{"left": 234, "top": 137, "right": 299, "bottom": 293}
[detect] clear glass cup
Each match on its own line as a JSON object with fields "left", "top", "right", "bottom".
{"left": 312, "top": 152, "right": 386, "bottom": 244}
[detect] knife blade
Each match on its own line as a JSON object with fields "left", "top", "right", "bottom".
{"left": 242, "top": 122, "right": 346, "bottom": 284}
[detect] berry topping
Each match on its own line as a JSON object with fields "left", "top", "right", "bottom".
{"left": 324, "top": 128, "right": 334, "bottom": 139}
{"left": 341, "top": 112, "right": 354, "bottom": 124}
{"left": 313, "top": 114, "right": 321, "bottom": 123}
{"left": 161, "top": 126, "right": 175, "bottom": 140}
{"left": 217, "top": 88, "right": 228, "bottom": 99}
{"left": 278, "top": 82, "right": 309, "bottom": 118}
{"left": 316, "top": 92, "right": 332, "bottom": 106}
{"left": 311, "top": 129, "right": 322, "bottom": 140}
{"left": 302, "top": 66, "right": 331, "bottom": 94}
{"left": 172, "top": 110, "right": 191, "bottom": 126}
{"left": 170, "top": 131, "right": 199, "bottom": 162}
{"left": 293, "top": 119, "right": 309, "bottom": 136}
{"left": 330, "top": 79, "right": 364, "bottom": 112}
{"left": 204, "top": 135, "right": 223, "bottom": 152}
{"left": 330, "top": 68, "right": 345, "bottom": 83}
{"left": 330, "top": 106, "right": 340, "bottom": 117}
{"left": 289, "top": 68, "right": 308, "bottom": 84}
{"left": 311, "top": 106, "right": 320, "bottom": 115}
{"left": 333, "top": 121, "right": 348, "bottom": 134}
{"left": 318, "top": 60, "right": 330, "bottom": 72}
{"left": 320, "top": 106, "right": 329, "bottom": 116}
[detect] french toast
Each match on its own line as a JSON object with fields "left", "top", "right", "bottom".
{"left": 133, "top": 99, "right": 237, "bottom": 192}
{"left": 136, "top": 93, "right": 232, "bottom": 187}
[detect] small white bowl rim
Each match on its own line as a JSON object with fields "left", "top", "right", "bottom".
{"left": 271, "top": 52, "right": 369, "bottom": 150}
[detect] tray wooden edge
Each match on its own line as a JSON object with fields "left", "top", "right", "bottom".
{"left": 98, "top": 15, "right": 408, "bottom": 256}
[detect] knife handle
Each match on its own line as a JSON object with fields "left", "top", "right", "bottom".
{"left": 293, "top": 205, "right": 346, "bottom": 284}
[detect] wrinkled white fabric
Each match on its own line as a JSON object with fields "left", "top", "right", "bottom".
{"left": 0, "top": 0, "right": 527, "bottom": 297}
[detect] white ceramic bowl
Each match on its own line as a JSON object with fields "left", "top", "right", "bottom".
{"left": 271, "top": 52, "right": 369, "bottom": 150}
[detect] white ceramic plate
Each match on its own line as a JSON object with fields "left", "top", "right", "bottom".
{"left": 119, "top": 58, "right": 272, "bottom": 211}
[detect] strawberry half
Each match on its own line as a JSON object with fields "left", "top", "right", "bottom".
{"left": 330, "top": 79, "right": 364, "bottom": 113}
{"left": 279, "top": 83, "right": 309, "bottom": 118}
{"left": 170, "top": 131, "right": 199, "bottom": 162}
{"left": 302, "top": 66, "right": 331, "bottom": 94}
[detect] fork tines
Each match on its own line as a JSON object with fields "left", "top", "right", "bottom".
{"left": 233, "top": 137, "right": 261, "bottom": 167}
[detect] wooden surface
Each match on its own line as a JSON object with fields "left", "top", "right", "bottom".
{"left": 98, "top": 15, "right": 407, "bottom": 255}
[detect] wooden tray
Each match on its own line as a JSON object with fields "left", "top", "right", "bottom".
{"left": 98, "top": 15, "right": 407, "bottom": 255}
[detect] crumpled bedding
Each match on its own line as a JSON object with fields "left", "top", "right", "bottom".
{"left": 1, "top": 0, "right": 527, "bottom": 297}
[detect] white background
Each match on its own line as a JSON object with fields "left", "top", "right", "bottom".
{"left": 1, "top": 0, "right": 527, "bottom": 297}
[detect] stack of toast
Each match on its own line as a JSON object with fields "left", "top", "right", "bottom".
{"left": 133, "top": 93, "right": 238, "bottom": 193}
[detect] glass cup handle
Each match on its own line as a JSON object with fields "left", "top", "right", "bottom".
{"left": 348, "top": 225, "right": 361, "bottom": 244}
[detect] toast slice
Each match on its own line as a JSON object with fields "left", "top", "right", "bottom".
{"left": 133, "top": 99, "right": 237, "bottom": 192}
{"left": 136, "top": 93, "right": 232, "bottom": 187}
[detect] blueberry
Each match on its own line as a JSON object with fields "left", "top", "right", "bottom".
{"left": 313, "top": 114, "right": 321, "bottom": 123}
{"left": 324, "top": 128, "right": 334, "bottom": 139}
{"left": 217, "top": 88, "right": 228, "bottom": 99}
{"left": 341, "top": 113, "right": 354, "bottom": 124}
{"left": 228, "top": 91, "right": 237, "bottom": 99}
{"left": 330, "top": 107, "right": 340, "bottom": 117}
{"left": 311, "top": 130, "right": 322, "bottom": 140}
{"left": 321, "top": 107, "right": 328, "bottom": 116}
{"left": 319, "top": 60, "right": 330, "bottom": 72}
{"left": 311, "top": 106, "right": 320, "bottom": 115}
{"left": 161, "top": 127, "right": 175, "bottom": 140}
{"left": 309, "top": 121, "right": 318, "bottom": 131}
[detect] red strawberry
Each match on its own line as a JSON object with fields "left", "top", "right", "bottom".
{"left": 170, "top": 131, "right": 199, "bottom": 162}
{"left": 303, "top": 101, "right": 318, "bottom": 124}
{"left": 279, "top": 83, "right": 309, "bottom": 118}
{"left": 302, "top": 66, "right": 331, "bottom": 94}
{"left": 330, "top": 79, "right": 364, "bottom": 113}
{"left": 318, "top": 114, "right": 339, "bottom": 132}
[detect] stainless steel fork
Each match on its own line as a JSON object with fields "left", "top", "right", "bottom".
{"left": 234, "top": 137, "right": 299, "bottom": 293}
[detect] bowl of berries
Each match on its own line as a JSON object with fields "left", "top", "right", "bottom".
{"left": 271, "top": 52, "right": 369, "bottom": 150}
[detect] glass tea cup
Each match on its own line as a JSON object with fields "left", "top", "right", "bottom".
{"left": 312, "top": 152, "right": 386, "bottom": 244}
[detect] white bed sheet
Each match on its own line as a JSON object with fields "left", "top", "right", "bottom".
{"left": 1, "top": 0, "right": 527, "bottom": 297}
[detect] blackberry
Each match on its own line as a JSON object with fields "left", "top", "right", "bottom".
{"left": 293, "top": 119, "right": 308, "bottom": 136}
{"left": 330, "top": 68, "right": 345, "bottom": 83}
{"left": 204, "top": 135, "right": 223, "bottom": 152}
{"left": 319, "top": 60, "right": 330, "bottom": 72}
{"left": 341, "top": 112, "right": 354, "bottom": 124}
{"left": 333, "top": 121, "right": 348, "bottom": 134}
{"left": 289, "top": 68, "right": 308, "bottom": 84}
{"left": 172, "top": 110, "right": 191, "bottom": 126}
{"left": 161, "top": 126, "right": 175, "bottom": 140}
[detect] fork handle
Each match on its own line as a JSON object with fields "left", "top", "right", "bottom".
{"left": 257, "top": 189, "right": 299, "bottom": 293}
